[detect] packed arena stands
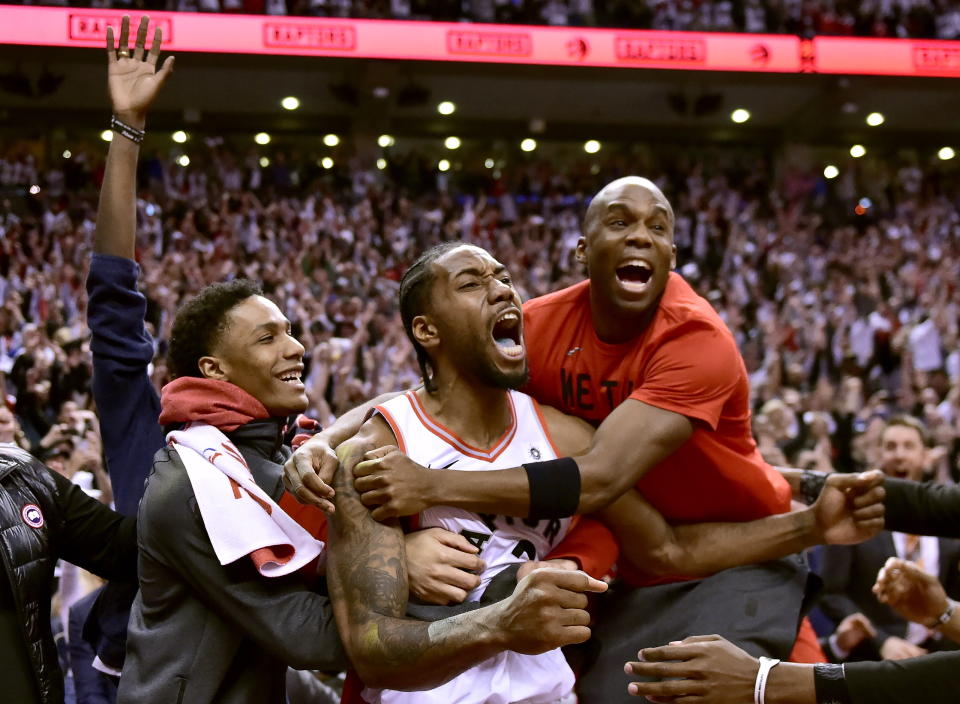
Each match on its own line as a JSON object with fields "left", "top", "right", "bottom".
{"left": 3, "top": 139, "right": 959, "bottom": 481}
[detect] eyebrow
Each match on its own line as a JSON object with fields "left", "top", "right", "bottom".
{"left": 251, "top": 320, "right": 290, "bottom": 334}
{"left": 606, "top": 202, "right": 672, "bottom": 219}
{"left": 455, "top": 265, "right": 507, "bottom": 278}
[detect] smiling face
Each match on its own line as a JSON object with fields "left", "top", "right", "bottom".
{"left": 879, "top": 422, "right": 927, "bottom": 482}
{"left": 199, "top": 296, "right": 308, "bottom": 417}
{"left": 578, "top": 177, "right": 676, "bottom": 323}
{"left": 414, "top": 245, "right": 528, "bottom": 390}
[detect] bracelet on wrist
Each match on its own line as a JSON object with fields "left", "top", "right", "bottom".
{"left": 800, "top": 470, "right": 826, "bottom": 505}
{"left": 754, "top": 656, "right": 780, "bottom": 704}
{"left": 930, "top": 599, "right": 957, "bottom": 629}
{"left": 110, "top": 115, "right": 145, "bottom": 144}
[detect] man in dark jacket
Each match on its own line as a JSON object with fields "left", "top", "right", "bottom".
{"left": 0, "top": 445, "right": 136, "bottom": 704}
{"left": 624, "top": 474, "right": 960, "bottom": 704}
{"left": 115, "top": 275, "right": 349, "bottom": 704}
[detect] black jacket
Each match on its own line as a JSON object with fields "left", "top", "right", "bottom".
{"left": 117, "top": 419, "right": 346, "bottom": 704}
{"left": 844, "top": 478, "right": 960, "bottom": 703}
{"left": 0, "top": 445, "right": 136, "bottom": 704}
{"left": 820, "top": 530, "right": 960, "bottom": 658}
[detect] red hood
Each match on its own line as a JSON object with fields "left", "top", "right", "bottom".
{"left": 159, "top": 377, "right": 270, "bottom": 432}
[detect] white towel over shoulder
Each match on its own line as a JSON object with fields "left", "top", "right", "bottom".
{"left": 167, "top": 422, "right": 324, "bottom": 577}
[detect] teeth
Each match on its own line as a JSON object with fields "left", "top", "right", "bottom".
{"left": 621, "top": 260, "right": 651, "bottom": 270}
{"left": 497, "top": 311, "right": 519, "bottom": 323}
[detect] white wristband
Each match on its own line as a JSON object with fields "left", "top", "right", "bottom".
{"left": 754, "top": 656, "right": 781, "bottom": 704}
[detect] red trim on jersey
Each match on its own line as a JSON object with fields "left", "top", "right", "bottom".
{"left": 374, "top": 405, "right": 407, "bottom": 454}
{"left": 530, "top": 399, "right": 562, "bottom": 458}
{"left": 403, "top": 390, "right": 518, "bottom": 462}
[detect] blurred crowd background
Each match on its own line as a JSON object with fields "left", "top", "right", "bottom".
{"left": 3, "top": 137, "right": 960, "bottom": 484}
{"left": 9, "top": 0, "right": 960, "bottom": 39}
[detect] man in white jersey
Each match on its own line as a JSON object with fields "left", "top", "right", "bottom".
{"left": 326, "top": 242, "right": 610, "bottom": 703}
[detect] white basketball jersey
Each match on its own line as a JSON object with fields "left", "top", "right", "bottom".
{"left": 364, "top": 389, "right": 575, "bottom": 704}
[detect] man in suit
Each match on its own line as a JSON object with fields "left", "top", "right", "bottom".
{"left": 819, "top": 415, "right": 960, "bottom": 661}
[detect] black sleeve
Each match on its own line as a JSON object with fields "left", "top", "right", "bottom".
{"left": 51, "top": 470, "right": 138, "bottom": 582}
{"left": 143, "top": 449, "right": 346, "bottom": 671}
{"left": 845, "top": 651, "right": 960, "bottom": 704}
{"left": 884, "top": 478, "right": 960, "bottom": 538}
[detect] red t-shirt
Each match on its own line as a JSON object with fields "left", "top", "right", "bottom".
{"left": 523, "top": 274, "right": 791, "bottom": 584}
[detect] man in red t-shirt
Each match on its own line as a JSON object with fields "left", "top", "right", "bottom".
{"left": 286, "top": 177, "right": 882, "bottom": 701}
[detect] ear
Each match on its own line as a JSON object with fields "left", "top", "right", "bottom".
{"left": 575, "top": 236, "right": 587, "bottom": 265}
{"left": 670, "top": 244, "right": 677, "bottom": 269}
{"left": 412, "top": 314, "right": 439, "bottom": 351}
{"left": 197, "top": 355, "right": 229, "bottom": 381}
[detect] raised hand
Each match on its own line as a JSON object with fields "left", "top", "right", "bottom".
{"left": 106, "top": 15, "right": 175, "bottom": 128}
{"left": 492, "top": 568, "right": 607, "bottom": 655}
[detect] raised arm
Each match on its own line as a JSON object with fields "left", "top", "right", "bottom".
{"left": 326, "top": 415, "right": 606, "bottom": 690}
{"left": 87, "top": 15, "right": 173, "bottom": 516}
{"left": 95, "top": 15, "right": 173, "bottom": 258}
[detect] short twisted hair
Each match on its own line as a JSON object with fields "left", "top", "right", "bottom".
{"left": 168, "top": 279, "right": 263, "bottom": 379}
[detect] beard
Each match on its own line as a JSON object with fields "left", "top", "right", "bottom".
{"left": 473, "top": 349, "right": 529, "bottom": 390}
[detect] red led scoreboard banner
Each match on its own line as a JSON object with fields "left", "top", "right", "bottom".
{"left": 0, "top": 5, "right": 958, "bottom": 78}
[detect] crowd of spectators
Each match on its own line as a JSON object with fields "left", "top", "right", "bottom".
{"left": 2, "top": 136, "right": 960, "bottom": 488}
{"left": 10, "top": 0, "right": 960, "bottom": 39}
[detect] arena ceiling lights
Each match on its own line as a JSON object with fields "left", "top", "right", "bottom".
{"left": 4, "top": 7, "right": 960, "bottom": 79}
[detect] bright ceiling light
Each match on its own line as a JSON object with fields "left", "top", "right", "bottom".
{"left": 437, "top": 101, "right": 456, "bottom": 115}
{"left": 378, "top": 134, "right": 395, "bottom": 148}
{"left": 731, "top": 108, "right": 751, "bottom": 123}
{"left": 444, "top": 136, "right": 461, "bottom": 150}
{"left": 323, "top": 134, "right": 340, "bottom": 147}
{"left": 520, "top": 138, "right": 537, "bottom": 152}
{"left": 281, "top": 96, "right": 300, "bottom": 111}
{"left": 376, "top": 158, "right": 387, "bottom": 170}
{"left": 584, "top": 140, "right": 601, "bottom": 154}
{"left": 172, "top": 130, "right": 188, "bottom": 143}
{"left": 321, "top": 157, "right": 334, "bottom": 169}
{"left": 484, "top": 158, "right": 495, "bottom": 169}
{"left": 254, "top": 132, "right": 271, "bottom": 145}
{"left": 176, "top": 155, "right": 190, "bottom": 167}
{"left": 259, "top": 156, "right": 270, "bottom": 168}
{"left": 823, "top": 165, "right": 839, "bottom": 179}
{"left": 438, "top": 159, "right": 451, "bottom": 172}
{"left": 62, "top": 150, "right": 71, "bottom": 159}
{"left": 100, "top": 130, "right": 113, "bottom": 142}
{"left": 938, "top": 146, "right": 956, "bottom": 161}
{"left": 850, "top": 144, "right": 866, "bottom": 158}
{"left": 866, "top": 112, "right": 884, "bottom": 127}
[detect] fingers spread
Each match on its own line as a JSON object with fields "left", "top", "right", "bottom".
{"left": 133, "top": 16, "right": 149, "bottom": 60}
{"left": 106, "top": 26, "right": 117, "bottom": 61}
{"left": 147, "top": 26, "right": 162, "bottom": 65}
{"left": 118, "top": 15, "right": 130, "bottom": 53}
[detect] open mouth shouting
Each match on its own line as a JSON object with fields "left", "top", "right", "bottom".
{"left": 615, "top": 259, "right": 655, "bottom": 295}
{"left": 490, "top": 307, "right": 524, "bottom": 361}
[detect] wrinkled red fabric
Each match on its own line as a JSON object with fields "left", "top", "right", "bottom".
{"left": 159, "top": 377, "right": 269, "bottom": 431}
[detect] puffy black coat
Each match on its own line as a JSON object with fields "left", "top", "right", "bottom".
{"left": 0, "top": 446, "right": 136, "bottom": 703}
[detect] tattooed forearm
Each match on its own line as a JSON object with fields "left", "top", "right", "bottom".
{"left": 327, "top": 425, "right": 504, "bottom": 690}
